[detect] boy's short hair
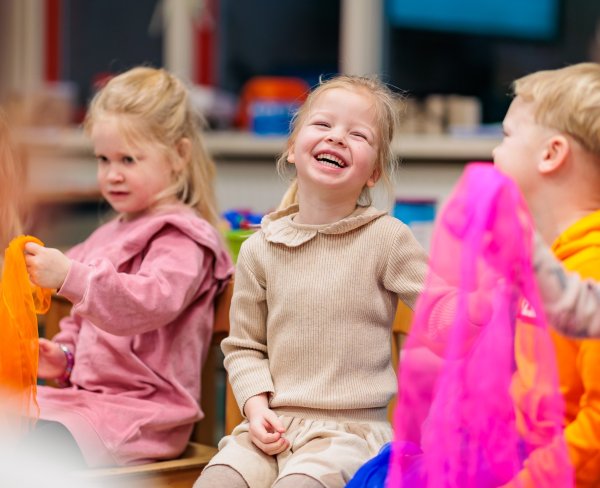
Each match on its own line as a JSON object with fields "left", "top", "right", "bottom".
{"left": 513, "top": 62, "right": 600, "bottom": 157}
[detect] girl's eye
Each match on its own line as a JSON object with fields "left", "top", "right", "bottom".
{"left": 122, "top": 156, "right": 135, "bottom": 164}
{"left": 96, "top": 155, "right": 108, "bottom": 164}
{"left": 313, "top": 121, "right": 329, "bottom": 128}
{"left": 352, "top": 132, "right": 368, "bottom": 140}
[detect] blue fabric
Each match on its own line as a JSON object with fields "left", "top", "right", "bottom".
{"left": 346, "top": 443, "right": 393, "bottom": 487}
{"left": 347, "top": 442, "right": 428, "bottom": 487}
{"left": 346, "top": 436, "right": 512, "bottom": 486}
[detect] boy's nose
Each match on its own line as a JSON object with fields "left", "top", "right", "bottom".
{"left": 491, "top": 145, "right": 498, "bottom": 161}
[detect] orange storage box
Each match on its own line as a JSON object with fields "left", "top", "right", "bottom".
{"left": 237, "top": 76, "right": 310, "bottom": 134}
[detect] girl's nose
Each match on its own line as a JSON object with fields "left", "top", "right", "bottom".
{"left": 326, "top": 130, "right": 346, "bottom": 146}
{"left": 106, "top": 165, "right": 125, "bottom": 182}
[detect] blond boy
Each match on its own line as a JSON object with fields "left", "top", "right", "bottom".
{"left": 494, "top": 62, "right": 600, "bottom": 487}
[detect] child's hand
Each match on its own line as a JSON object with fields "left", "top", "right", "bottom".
{"left": 244, "top": 394, "right": 289, "bottom": 456}
{"left": 37, "top": 338, "right": 67, "bottom": 379}
{"left": 24, "top": 242, "right": 71, "bottom": 290}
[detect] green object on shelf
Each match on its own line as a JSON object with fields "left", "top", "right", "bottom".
{"left": 226, "top": 229, "right": 255, "bottom": 263}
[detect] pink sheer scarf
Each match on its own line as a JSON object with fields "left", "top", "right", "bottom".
{"left": 387, "top": 164, "right": 572, "bottom": 487}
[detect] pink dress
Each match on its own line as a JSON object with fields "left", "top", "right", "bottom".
{"left": 36, "top": 205, "right": 233, "bottom": 467}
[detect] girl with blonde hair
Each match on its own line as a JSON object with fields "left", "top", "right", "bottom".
{"left": 197, "top": 75, "right": 428, "bottom": 488}
{"left": 23, "top": 66, "right": 233, "bottom": 467}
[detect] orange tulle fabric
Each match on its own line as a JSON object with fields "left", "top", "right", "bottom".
{"left": 0, "top": 235, "right": 51, "bottom": 432}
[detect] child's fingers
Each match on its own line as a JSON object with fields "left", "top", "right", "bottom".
{"left": 38, "top": 338, "right": 52, "bottom": 350}
{"left": 252, "top": 435, "right": 289, "bottom": 456}
{"left": 250, "top": 417, "right": 284, "bottom": 444}
{"left": 23, "top": 242, "right": 43, "bottom": 255}
{"left": 252, "top": 424, "right": 281, "bottom": 444}
{"left": 273, "top": 437, "right": 289, "bottom": 454}
{"left": 248, "top": 409, "right": 287, "bottom": 446}
{"left": 263, "top": 409, "right": 286, "bottom": 434}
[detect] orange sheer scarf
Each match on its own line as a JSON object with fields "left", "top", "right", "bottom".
{"left": 0, "top": 235, "right": 51, "bottom": 432}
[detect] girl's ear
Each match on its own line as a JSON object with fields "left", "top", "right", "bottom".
{"left": 174, "top": 138, "right": 192, "bottom": 171}
{"left": 538, "top": 134, "right": 569, "bottom": 174}
{"left": 366, "top": 165, "right": 381, "bottom": 188}
{"left": 287, "top": 143, "right": 296, "bottom": 164}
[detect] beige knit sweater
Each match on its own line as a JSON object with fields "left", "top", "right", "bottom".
{"left": 222, "top": 204, "right": 429, "bottom": 423}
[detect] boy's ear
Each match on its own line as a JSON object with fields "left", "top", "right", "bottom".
{"left": 539, "top": 134, "right": 569, "bottom": 174}
{"left": 174, "top": 138, "right": 192, "bottom": 171}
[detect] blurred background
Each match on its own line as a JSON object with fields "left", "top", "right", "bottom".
{"left": 2, "top": 0, "right": 598, "bottom": 127}
{"left": 0, "top": 0, "right": 598, "bottom": 249}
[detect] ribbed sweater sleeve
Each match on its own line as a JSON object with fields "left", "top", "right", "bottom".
{"left": 382, "top": 223, "right": 429, "bottom": 307}
{"left": 222, "top": 243, "right": 274, "bottom": 413}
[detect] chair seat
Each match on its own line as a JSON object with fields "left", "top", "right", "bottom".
{"left": 70, "top": 442, "right": 218, "bottom": 488}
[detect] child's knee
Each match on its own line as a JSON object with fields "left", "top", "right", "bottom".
{"left": 274, "top": 473, "right": 325, "bottom": 488}
{"left": 194, "top": 464, "right": 248, "bottom": 488}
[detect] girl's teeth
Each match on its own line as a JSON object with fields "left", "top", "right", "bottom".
{"left": 316, "top": 154, "right": 344, "bottom": 167}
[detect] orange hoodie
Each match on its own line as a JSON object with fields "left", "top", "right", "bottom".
{"left": 506, "top": 211, "right": 600, "bottom": 488}
{"left": 549, "top": 210, "right": 600, "bottom": 487}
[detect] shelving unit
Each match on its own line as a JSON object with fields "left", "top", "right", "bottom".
{"left": 23, "top": 128, "right": 499, "bottom": 204}
{"left": 23, "top": 128, "right": 499, "bottom": 163}
{"left": 22, "top": 128, "right": 499, "bottom": 248}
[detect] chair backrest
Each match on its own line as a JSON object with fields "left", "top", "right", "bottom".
{"left": 212, "top": 280, "right": 234, "bottom": 339}
{"left": 192, "top": 280, "right": 238, "bottom": 444}
{"left": 388, "top": 302, "right": 412, "bottom": 423}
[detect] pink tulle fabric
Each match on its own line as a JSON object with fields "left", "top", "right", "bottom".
{"left": 387, "top": 163, "right": 573, "bottom": 487}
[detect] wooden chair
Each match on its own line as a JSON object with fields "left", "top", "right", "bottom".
{"left": 387, "top": 302, "right": 413, "bottom": 423}
{"left": 39, "top": 280, "right": 240, "bottom": 488}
